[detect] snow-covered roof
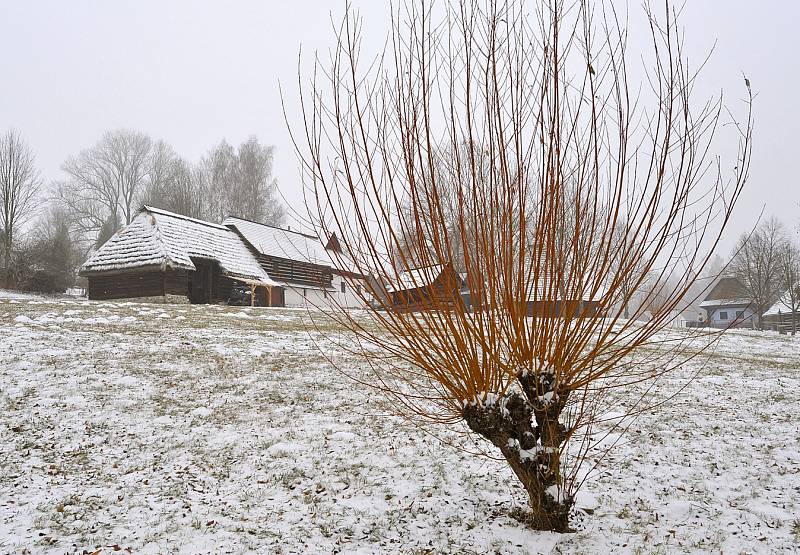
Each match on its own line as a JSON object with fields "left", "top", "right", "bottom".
{"left": 223, "top": 217, "right": 331, "bottom": 265}
{"left": 698, "top": 298, "right": 752, "bottom": 308}
{"left": 525, "top": 271, "right": 606, "bottom": 302}
{"left": 80, "top": 207, "right": 277, "bottom": 286}
{"left": 764, "top": 284, "right": 800, "bottom": 316}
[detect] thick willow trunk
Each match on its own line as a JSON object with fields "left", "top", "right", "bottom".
{"left": 463, "top": 374, "right": 572, "bottom": 532}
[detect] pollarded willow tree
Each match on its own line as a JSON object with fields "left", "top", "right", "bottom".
{"left": 291, "top": 0, "right": 751, "bottom": 531}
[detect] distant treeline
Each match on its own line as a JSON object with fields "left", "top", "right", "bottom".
{"left": 0, "top": 128, "right": 285, "bottom": 292}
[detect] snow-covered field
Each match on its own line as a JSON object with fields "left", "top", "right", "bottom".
{"left": 1, "top": 290, "right": 799, "bottom": 554}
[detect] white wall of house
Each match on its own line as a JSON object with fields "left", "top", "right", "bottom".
{"left": 330, "top": 273, "right": 371, "bottom": 309}
{"left": 282, "top": 276, "right": 371, "bottom": 309}
{"left": 283, "top": 286, "right": 329, "bottom": 308}
{"left": 708, "top": 306, "right": 756, "bottom": 327}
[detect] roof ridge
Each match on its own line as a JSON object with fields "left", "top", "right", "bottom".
{"left": 143, "top": 205, "right": 229, "bottom": 231}
{"left": 223, "top": 216, "right": 320, "bottom": 240}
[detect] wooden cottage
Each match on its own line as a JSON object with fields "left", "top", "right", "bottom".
{"left": 79, "top": 207, "right": 277, "bottom": 303}
{"left": 386, "top": 263, "right": 464, "bottom": 312}
{"left": 698, "top": 276, "right": 755, "bottom": 328}
{"left": 223, "top": 217, "right": 371, "bottom": 308}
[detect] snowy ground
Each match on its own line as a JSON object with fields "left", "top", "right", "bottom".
{"left": 1, "top": 290, "right": 799, "bottom": 554}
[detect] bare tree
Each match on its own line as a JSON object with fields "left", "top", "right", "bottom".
{"left": 607, "top": 221, "right": 655, "bottom": 319}
{"left": 293, "top": 0, "right": 752, "bottom": 530}
{"left": 162, "top": 159, "right": 209, "bottom": 219}
{"left": 234, "top": 137, "right": 285, "bottom": 225}
{"left": 640, "top": 273, "right": 677, "bottom": 321}
{"left": 0, "top": 129, "right": 42, "bottom": 287}
{"left": 777, "top": 240, "right": 800, "bottom": 335}
{"left": 57, "top": 129, "right": 153, "bottom": 239}
{"left": 139, "top": 140, "right": 180, "bottom": 208}
{"left": 731, "top": 217, "right": 786, "bottom": 330}
{"left": 199, "top": 137, "right": 285, "bottom": 225}
{"left": 198, "top": 140, "right": 237, "bottom": 222}
{"left": 14, "top": 203, "right": 80, "bottom": 293}
{"left": 394, "top": 141, "right": 504, "bottom": 272}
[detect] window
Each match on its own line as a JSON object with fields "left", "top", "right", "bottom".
{"left": 736, "top": 310, "right": 744, "bottom": 318}
{"left": 718, "top": 311, "right": 728, "bottom": 320}
{"left": 341, "top": 281, "right": 346, "bottom": 294}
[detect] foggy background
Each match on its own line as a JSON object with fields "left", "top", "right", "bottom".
{"left": 1, "top": 0, "right": 797, "bottom": 251}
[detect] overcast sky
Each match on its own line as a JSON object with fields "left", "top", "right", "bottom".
{"left": 1, "top": 1, "right": 798, "bottom": 254}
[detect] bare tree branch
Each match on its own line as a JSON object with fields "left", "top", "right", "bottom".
{"left": 0, "top": 129, "right": 42, "bottom": 287}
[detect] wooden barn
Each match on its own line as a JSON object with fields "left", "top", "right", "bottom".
{"left": 698, "top": 276, "right": 755, "bottom": 328}
{"left": 385, "top": 263, "right": 464, "bottom": 312}
{"left": 79, "top": 207, "right": 277, "bottom": 303}
{"left": 223, "top": 217, "right": 371, "bottom": 308}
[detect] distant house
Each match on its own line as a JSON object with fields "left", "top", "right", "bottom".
{"left": 222, "top": 217, "right": 371, "bottom": 308}
{"left": 698, "top": 276, "right": 755, "bottom": 328}
{"left": 386, "top": 263, "right": 464, "bottom": 312}
{"left": 387, "top": 264, "right": 607, "bottom": 316}
{"left": 79, "top": 207, "right": 277, "bottom": 303}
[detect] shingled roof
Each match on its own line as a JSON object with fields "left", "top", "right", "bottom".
{"left": 223, "top": 217, "right": 331, "bottom": 265}
{"left": 80, "top": 207, "right": 277, "bottom": 286}
{"left": 222, "top": 216, "right": 366, "bottom": 277}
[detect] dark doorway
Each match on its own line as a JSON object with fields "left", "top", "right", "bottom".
{"left": 188, "top": 258, "right": 216, "bottom": 304}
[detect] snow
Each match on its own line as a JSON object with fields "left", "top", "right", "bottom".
{"left": 698, "top": 297, "right": 752, "bottom": 308}
{"left": 1, "top": 292, "right": 799, "bottom": 553}
{"left": 537, "top": 391, "right": 557, "bottom": 405}
{"left": 525, "top": 269, "right": 606, "bottom": 302}
{"left": 80, "top": 206, "right": 276, "bottom": 286}
{"left": 190, "top": 407, "right": 212, "bottom": 418}
{"left": 222, "top": 217, "right": 365, "bottom": 281}
{"left": 223, "top": 216, "right": 331, "bottom": 266}
{"left": 1, "top": 289, "right": 37, "bottom": 301}
{"left": 764, "top": 284, "right": 799, "bottom": 316}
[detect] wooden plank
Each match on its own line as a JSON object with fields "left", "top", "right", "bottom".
{"left": 87, "top": 271, "right": 166, "bottom": 300}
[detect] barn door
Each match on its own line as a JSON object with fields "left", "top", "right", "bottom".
{"left": 189, "top": 259, "right": 214, "bottom": 304}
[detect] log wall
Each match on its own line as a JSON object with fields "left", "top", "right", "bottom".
{"left": 525, "top": 300, "right": 601, "bottom": 318}
{"left": 87, "top": 269, "right": 189, "bottom": 301}
{"left": 258, "top": 254, "right": 332, "bottom": 288}
{"left": 88, "top": 271, "right": 163, "bottom": 300}
{"left": 165, "top": 269, "right": 189, "bottom": 295}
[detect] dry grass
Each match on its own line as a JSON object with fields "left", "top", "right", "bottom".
{"left": 1, "top": 293, "right": 798, "bottom": 553}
